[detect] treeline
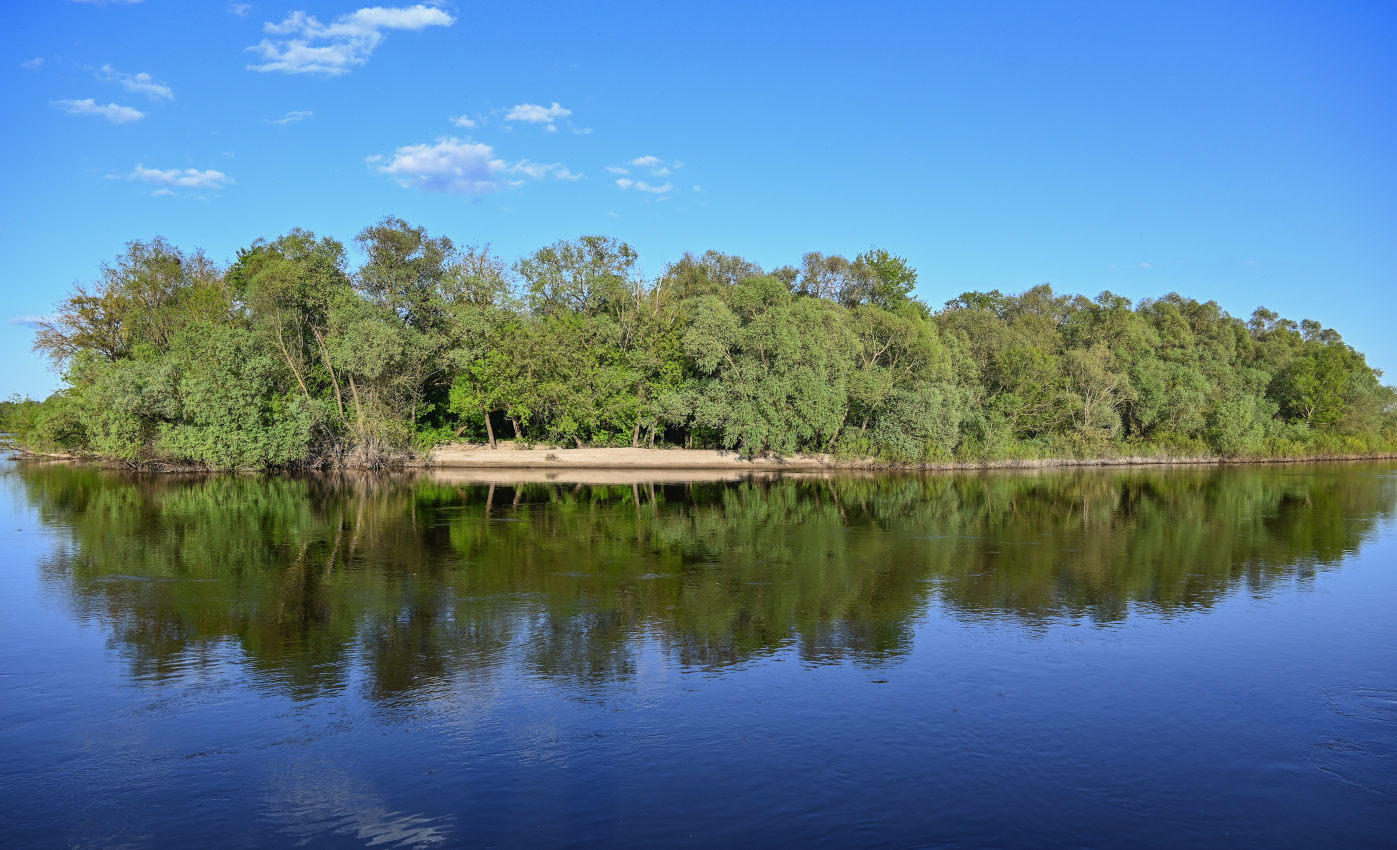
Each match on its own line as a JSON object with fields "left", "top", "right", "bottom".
{"left": 8, "top": 218, "right": 1395, "bottom": 468}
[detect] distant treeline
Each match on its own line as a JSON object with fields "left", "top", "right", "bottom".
{"left": 5, "top": 218, "right": 1395, "bottom": 468}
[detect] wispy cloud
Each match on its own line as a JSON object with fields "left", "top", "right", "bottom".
{"left": 609, "top": 155, "right": 682, "bottom": 180}
{"left": 97, "top": 64, "right": 173, "bottom": 100}
{"left": 52, "top": 98, "right": 144, "bottom": 123}
{"left": 9, "top": 315, "right": 55, "bottom": 327}
{"left": 266, "top": 110, "right": 313, "bottom": 125}
{"left": 128, "top": 164, "right": 233, "bottom": 192}
{"left": 615, "top": 178, "right": 672, "bottom": 194}
{"left": 509, "top": 160, "right": 583, "bottom": 180}
{"left": 450, "top": 114, "right": 477, "bottom": 128}
{"left": 627, "top": 154, "right": 680, "bottom": 177}
{"left": 248, "top": 4, "right": 455, "bottom": 76}
{"left": 371, "top": 137, "right": 579, "bottom": 194}
{"left": 504, "top": 102, "right": 570, "bottom": 131}
{"left": 20, "top": 57, "right": 44, "bottom": 70}
{"left": 229, "top": 2, "right": 251, "bottom": 15}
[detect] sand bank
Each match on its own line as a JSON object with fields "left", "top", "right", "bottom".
{"left": 430, "top": 442, "right": 1397, "bottom": 473}
{"left": 430, "top": 442, "right": 836, "bottom": 471}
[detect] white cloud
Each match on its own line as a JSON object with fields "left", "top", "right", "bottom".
{"left": 1138, "top": 262, "right": 1152, "bottom": 269}
{"left": 692, "top": 185, "right": 702, "bottom": 192}
{"left": 9, "top": 315, "right": 55, "bottom": 327}
{"left": 229, "top": 3, "right": 251, "bottom": 15}
{"left": 267, "top": 110, "right": 313, "bottom": 125}
{"left": 504, "top": 102, "right": 570, "bottom": 127}
{"left": 20, "top": 58, "right": 44, "bottom": 70}
{"left": 372, "top": 137, "right": 581, "bottom": 194}
{"left": 621, "top": 155, "right": 681, "bottom": 177}
{"left": 509, "top": 160, "right": 554, "bottom": 180}
{"left": 509, "top": 160, "right": 579, "bottom": 180}
{"left": 373, "top": 137, "right": 509, "bottom": 194}
{"left": 509, "top": 161, "right": 583, "bottom": 181}
{"left": 450, "top": 114, "right": 477, "bottom": 128}
{"left": 97, "top": 64, "right": 173, "bottom": 100}
{"left": 615, "top": 178, "right": 672, "bottom": 194}
{"left": 129, "top": 164, "right": 233, "bottom": 190}
{"left": 605, "top": 166, "right": 629, "bottom": 175}
{"left": 248, "top": 4, "right": 455, "bottom": 76}
{"left": 53, "top": 98, "right": 144, "bottom": 123}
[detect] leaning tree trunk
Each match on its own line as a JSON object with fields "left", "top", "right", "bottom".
{"left": 482, "top": 406, "right": 496, "bottom": 450}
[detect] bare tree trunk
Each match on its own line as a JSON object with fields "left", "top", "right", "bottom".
{"left": 825, "top": 407, "right": 849, "bottom": 452}
{"left": 632, "top": 420, "right": 642, "bottom": 448}
{"left": 511, "top": 417, "right": 522, "bottom": 439}
{"left": 482, "top": 406, "right": 496, "bottom": 449}
{"left": 347, "top": 374, "right": 365, "bottom": 432}
{"left": 274, "top": 325, "right": 311, "bottom": 401}
{"left": 311, "top": 327, "right": 347, "bottom": 422}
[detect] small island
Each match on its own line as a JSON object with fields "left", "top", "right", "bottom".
{"left": 5, "top": 219, "right": 1394, "bottom": 470}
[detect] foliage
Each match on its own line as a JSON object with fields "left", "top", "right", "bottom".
{"left": 15, "top": 223, "right": 1396, "bottom": 468}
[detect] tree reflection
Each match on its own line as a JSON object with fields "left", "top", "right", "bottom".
{"left": 15, "top": 462, "right": 1394, "bottom": 703}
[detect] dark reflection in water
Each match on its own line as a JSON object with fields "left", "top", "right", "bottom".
{"left": 3, "top": 461, "right": 1396, "bottom": 849}
{"left": 17, "top": 462, "right": 1393, "bottom": 698}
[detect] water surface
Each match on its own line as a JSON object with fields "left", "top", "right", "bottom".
{"left": 1, "top": 460, "right": 1394, "bottom": 847}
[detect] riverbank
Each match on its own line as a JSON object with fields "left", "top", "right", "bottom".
{"left": 7, "top": 439, "right": 1394, "bottom": 473}
{"left": 431, "top": 441, "right": 1397, "bottom": 471}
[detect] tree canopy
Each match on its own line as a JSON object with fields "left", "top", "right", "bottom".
{"left": 13, "top": 219, "right": 1396, "bottom": 468}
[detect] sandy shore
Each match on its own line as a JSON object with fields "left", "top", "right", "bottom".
{"left": 430, "top": 442, "right": 837, "bottom": 470}
{"left": 430, "top": 442, "right": 1397, "bottom": 472}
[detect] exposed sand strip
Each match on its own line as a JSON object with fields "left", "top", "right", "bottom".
{"left": 430, "top": 443, "right": 837, "bottom": 470}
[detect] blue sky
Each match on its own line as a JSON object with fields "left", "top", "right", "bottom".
{"left": 3, "top": 0, "right": 1395, "bottom": 398}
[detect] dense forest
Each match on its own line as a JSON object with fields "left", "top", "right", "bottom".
{"left": 4, "top": 218, "right": 1394, "bottom": 468}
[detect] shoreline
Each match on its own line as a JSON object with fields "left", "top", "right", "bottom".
{"left": 6, "top": 442, "right": 1395, "bottom": 475}
{"left": 428, "top": 443, "right": 1397, "bottom": 472}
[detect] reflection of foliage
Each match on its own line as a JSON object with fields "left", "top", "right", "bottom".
{"left": 17, "top": 462, "right": 1394, "bottom": 704}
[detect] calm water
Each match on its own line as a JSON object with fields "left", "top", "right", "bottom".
{"left": 1, "top": 460, "right": 1394, "bottom": 848}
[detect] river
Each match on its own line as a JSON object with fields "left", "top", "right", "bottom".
{"left": 1, "top": 460, "right": 1393, "bottom": 847}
